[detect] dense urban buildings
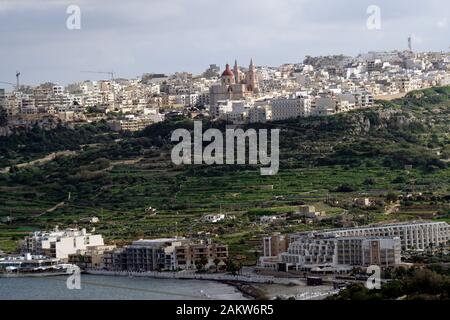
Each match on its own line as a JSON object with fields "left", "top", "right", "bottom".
{"left": 18, "top": 229, "right": 230, "bottom": 272}
{"left": 103, "top": 238, "right": 228, "bottom": 272}
{"left": 1, "top": 50, "right": 449, "bottom": 135}
{"left": 259, "top": 221, "right": 449, "bottom": 272}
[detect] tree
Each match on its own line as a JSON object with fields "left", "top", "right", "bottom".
{"left": 196, "top": 256, "right": 209, "bottom": 273}
{"left": 0, "top": 105, "right": 7, "bottom": 127}
{"left": 335, "top": 184, "right": 356, "bottom": 192}
{"left": 213, "top": 258, "right": 221, "bottom": 272}
{"left": 225, "top": 258, "right": 240, "bottom": 275}
{"left": 386, "top": 192, "right": 398, "bottom": 203}
{"left": 9, "top": 166, "right": 19, "bottom": 174}
{"left": 363, "top": 178, "right": 376, "bottom": 185}
{"left": 380, "top": 281, "right": 404, "bottom": 299}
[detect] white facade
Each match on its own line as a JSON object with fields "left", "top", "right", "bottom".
{"left": 23, "top": 228, "right": 104, "bottom": 260}
{"left": 248, "top": 106, "right": 268, "bottom": 123}
{"left": 314, "top": 97, "right": 336, "bottom": 116}
{"left": 202, "top": 214, "right": 225, "bottom": 223}
{"left": 270, "top": 97, "right": 301, "bottom": 121}
{"left": 280, "top": 236, "right": 401, "bottom": 271}
{"left": 309, "top": 221, "right": 449, "bottom": 251}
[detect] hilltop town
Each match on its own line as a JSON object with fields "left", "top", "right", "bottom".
{"left": 1, "top": 50, "right": 449, "bottom": 135}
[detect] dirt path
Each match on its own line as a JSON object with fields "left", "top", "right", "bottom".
{"left": 34, "top": 201, "right": 66, "bottom": 217}
{"left": 0, "top": 150, "right": 77, "bottom": 173}
{"left": 385, "top": 202, "right": 401, "bottom": 215}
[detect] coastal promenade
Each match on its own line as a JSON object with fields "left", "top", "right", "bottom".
{"left": 86, "top": 269, "right": 302, "bottom": 286}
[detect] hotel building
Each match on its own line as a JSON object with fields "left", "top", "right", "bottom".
{"left": 312, "top": 221, "right": 449, "bottom": 251}
{"left": 259, "top": 221, "right": 448, "bottom": 271}
{"left": 22, "top": 227, "right": 105, "bottom": 261}
{"left": 278, "top": 236, "right": 401, "bottom": 272}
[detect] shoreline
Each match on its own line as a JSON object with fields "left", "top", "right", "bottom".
{"left": 0, "top": 271, "right": 69, "bottom": 278}
{"left": 221, "top": 280, "right": 268, "bottom": 300}
{"left": 84, "top": 270, "right": 338, "bottom": 300}
{"left": 0, "top": 269, "right": 337, "bottom": 300}
{"left": 84, "top": 269, "right": 305, "bottom": 300}
{"left": 84, "top": 269, "right": 302, "bottom": 285}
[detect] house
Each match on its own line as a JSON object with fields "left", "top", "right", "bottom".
{"left": 294, "top": 205, "right": 323, "bottom": 219}
{"left": 202, "top": 214, "right": 225, "bottom": 223}
{"left": 260, "top": 216, "right": 278, "bottom": 223}
{"left": 353, "top": 198, "right": 371, "bottom": 207}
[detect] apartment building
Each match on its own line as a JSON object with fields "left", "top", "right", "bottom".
{"left": 336, "top": 94, "right": 356, "bottom": 112}
{"left": 397, "top": 77, "right": 423, "bottom": 93}
{"left": 0, "top": 89, "right": 5, "bottom": 109}
{"left": 68, "top": 245, "right": 116, "bottom": 269}
{"left": 53, "top": 86, "right": 64, "bottom": 95}
{"left": 103, "top": 238, "right": 228, "bottom": 272}
{"left": 262, "top": 233, "right": 289, "bottom": 257}
{"left": 175, "top": 93, "right": 199, "bottom": 106}
{"left": 315, "top": 221, "right": 449, "bottom": 251}
{"left": 279, "top": 236, "right": 401, "bottom": 271}
{"left": 23, "top": 227, "right": 105, "bottom": 261}
{"left": 259, "top": 221, "right": 448, "bottom": 271}
{"left": 314, "top": 97, "right": 337, "bottom": 116}
{"left": 353, "top": 91, "right": 374, "bottom": 108}
{"left": 175, "top": 241, "right": 228, "bottom": 270}
{"left": 110, "top": 113, "right": 164, "bottom": 132}
{"left": 248, "top": 106, "right": 268, "bottom": 123}
{"left": 270, "top": 97, "right": 300, "bottom": 121}
{"left": 123, "top": 238, "right": 187, "bottom": 271}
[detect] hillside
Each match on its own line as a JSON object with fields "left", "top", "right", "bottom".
{"left": 0, "top": 87, "right": 449, "bottom": 262}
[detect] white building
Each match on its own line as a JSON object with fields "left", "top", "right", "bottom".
{"left": 260, "top": 215, "right": 278, "bottom": 223}
{"left": 306, "top": 221, "right": 449, "bottom": 251}
{"left": 270, "top": 97, "right": 306, "bottom": 121}
{"left": 248, "top": 105, "right": 269, "bottom": 123}
{"left": 53, "top": 86, "right": 64, "bottom": 95}
{"left": 279, "top": 236, "right": 401, "bottom": 271}
{"left": 23, "top": 227, "right": 104, "bottom": 261}
{"left": 314, "top": 97, "right": 337, "bottom": 116}
{"left": 202, "top": 214, "right": 225, "bottom": 223}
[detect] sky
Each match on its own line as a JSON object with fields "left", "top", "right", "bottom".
{"left": 0, "top": 0, "right": 449, "bottom": 85}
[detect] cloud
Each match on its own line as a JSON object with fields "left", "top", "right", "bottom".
{"left": 0, "top": 0, "right": 449, "bottom": 85}
{"left": 436, "top": 18, "right": 448, "bottom": 29}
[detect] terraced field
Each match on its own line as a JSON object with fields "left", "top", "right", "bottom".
{"left": 0, "top": 87, "right": 449, "bottom": 263}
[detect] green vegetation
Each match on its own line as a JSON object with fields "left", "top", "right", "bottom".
{"left": 0, "top": 87, "right": 449, "bottom": 264}
{"left": 328, "top": 267, "right": 450, "bottom": 300}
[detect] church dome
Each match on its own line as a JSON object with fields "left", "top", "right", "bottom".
{"left": 221, "top": 64, "right": 234, "bottom": 77}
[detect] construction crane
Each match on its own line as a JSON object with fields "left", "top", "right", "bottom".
{"left": 81, "top": 70, "right": 116, "bottom": 110}
{"left": 16, "top": 71, "right": 20, "bottom": 90}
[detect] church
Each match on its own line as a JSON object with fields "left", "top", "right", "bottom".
{"left": 209, "top": 59, "right": 259, "bottom": 108}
